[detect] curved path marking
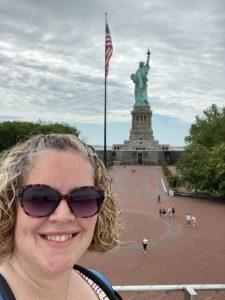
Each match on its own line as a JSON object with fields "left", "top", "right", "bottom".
{"left": 119, "top": 208, "right": 181, "bottom": 251}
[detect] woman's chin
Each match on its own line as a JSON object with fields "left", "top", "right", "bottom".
{"left": 44, "top": 257, "right": 75, "bottom": 274}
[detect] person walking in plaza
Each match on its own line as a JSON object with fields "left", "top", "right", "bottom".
{"left": 157, "top": 194, "right": 161, "bottom": 204}
{"left": 191, "top": 215, "right": 196, "bottom": 226}
{"left": 162, "top": 208, "right": 166, "bottom": 216}
{"left": 186, "top": 212, "right": 191, "bottom": 226}
{"left": 172, "top": 206, "right": 175, "bottom": 216}
{"left": 168, "top": 207, "right": 172, "bottom": 217}
{"left": 142, "top": 238, "right": 148, "bottom": 254}
{"left": 159, "top": 208, "right": 162, "bottom": 217}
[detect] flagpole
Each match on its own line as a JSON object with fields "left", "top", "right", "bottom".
{"left": 104, "top": 12, "right": 107, "bottom": 167}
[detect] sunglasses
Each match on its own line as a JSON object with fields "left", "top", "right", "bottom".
{"left": 17, "top": 184, "right": 105, "bottom": 218}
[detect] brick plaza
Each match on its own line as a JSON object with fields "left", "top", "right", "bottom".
{"left": 80, "top": 165, "right": 225, "bottom": 299}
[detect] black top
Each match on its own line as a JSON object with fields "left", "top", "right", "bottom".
{"left": 0, "top": 265, "right": 122, "bottom": 300}
{"left": 0, "top": 274, "right": 16, "bottom": 300}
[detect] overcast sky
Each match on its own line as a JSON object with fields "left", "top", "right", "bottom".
{"left": 0, "top": 0, "right": 224, "bottom": 146}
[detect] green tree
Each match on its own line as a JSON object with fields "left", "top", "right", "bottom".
{"left": 0, "top": 121, "right": 79, "bottom": 151}
{"left": 207, "top": 143, "right": 225, "bottom": 196}
{"left": 176, "top": 144, "right": 209, "bottom": 196}
{"left": 185, "top": 104, "right": 225, "bottom": 148}
{"left": 176, "top": 104, "right": 225, "bottom": 197}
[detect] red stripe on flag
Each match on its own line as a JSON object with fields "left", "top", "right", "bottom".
{"left": 105, "top": 21, "right": 113, "bottom": 77}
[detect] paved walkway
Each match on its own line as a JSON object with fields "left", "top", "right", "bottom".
{"left": 80, "top": 165, "right": 225, "bottom": 299}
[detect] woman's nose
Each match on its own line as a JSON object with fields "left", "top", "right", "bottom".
{"left": 48, "top": 199, "right": 75, "bottom": 222}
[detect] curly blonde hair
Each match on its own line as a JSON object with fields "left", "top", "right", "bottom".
{"left": 0, "top": 134, "right": 120, "bottom": 259}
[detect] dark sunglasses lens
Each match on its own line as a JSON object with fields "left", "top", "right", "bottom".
{"left": 69, "top": 188, "right": 104, "bottom": 218}
{"left": 21, "top": 186, "right": 59, "bottom": 217}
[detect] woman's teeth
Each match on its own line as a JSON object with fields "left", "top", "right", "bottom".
{"left": 45, "top": 234, "right": 73, "bottom": 242}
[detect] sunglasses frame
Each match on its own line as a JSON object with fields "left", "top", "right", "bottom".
{"left": 17, "top": 184, "right": 105, "bottom": 218}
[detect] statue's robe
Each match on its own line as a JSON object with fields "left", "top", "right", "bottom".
{"left": 131, "top": 65, "right": 149, "bottom": 106}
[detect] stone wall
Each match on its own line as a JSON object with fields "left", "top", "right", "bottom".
{"left": 96, "top": 149, "right": 183, "bottom": 165}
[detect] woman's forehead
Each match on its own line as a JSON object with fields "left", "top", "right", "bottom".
{"left": 23, "top": 150, "right": 95, "bottom": 187}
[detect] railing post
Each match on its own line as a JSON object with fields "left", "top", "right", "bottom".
{"left": 183, "top": 285, "right": 197, "bottom": 300}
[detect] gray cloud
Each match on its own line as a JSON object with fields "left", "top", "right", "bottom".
{"left": 0, "top": 0, "right": 224, "bottom": 128}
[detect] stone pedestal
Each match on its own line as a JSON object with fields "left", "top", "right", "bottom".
{"left": 129, "top": 105, "right": 154, "bottom": 141}
{"left": 113, "top": 104, "right": 168, "bottom": 151}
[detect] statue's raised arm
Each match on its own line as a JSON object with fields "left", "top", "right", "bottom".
{"left": 130, "top": 49, "right": 151, "bottom": 106}
{"left": 146, "top": 49, "right": 151, "bottom": 67}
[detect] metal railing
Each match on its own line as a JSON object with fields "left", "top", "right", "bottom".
{"left": 113, "top": 284, "right": 225, "bottom": 299}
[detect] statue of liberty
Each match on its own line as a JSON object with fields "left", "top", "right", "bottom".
{"left": 131, "top": 49, "right": 151, "bottom": 106}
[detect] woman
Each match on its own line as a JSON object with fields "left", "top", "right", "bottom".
{"left": 0, "top": 134, "right": 122, "bottom": 299}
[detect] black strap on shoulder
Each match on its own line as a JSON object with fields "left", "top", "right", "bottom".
{"left": 74, "top": 264, "right": 123, "bottom": 300}
{"left": 0, "top": 274, "right": 16, "bottom": 300}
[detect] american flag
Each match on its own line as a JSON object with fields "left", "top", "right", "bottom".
{"left": 105, "top": 20, "right": 113, "bottom": 77}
